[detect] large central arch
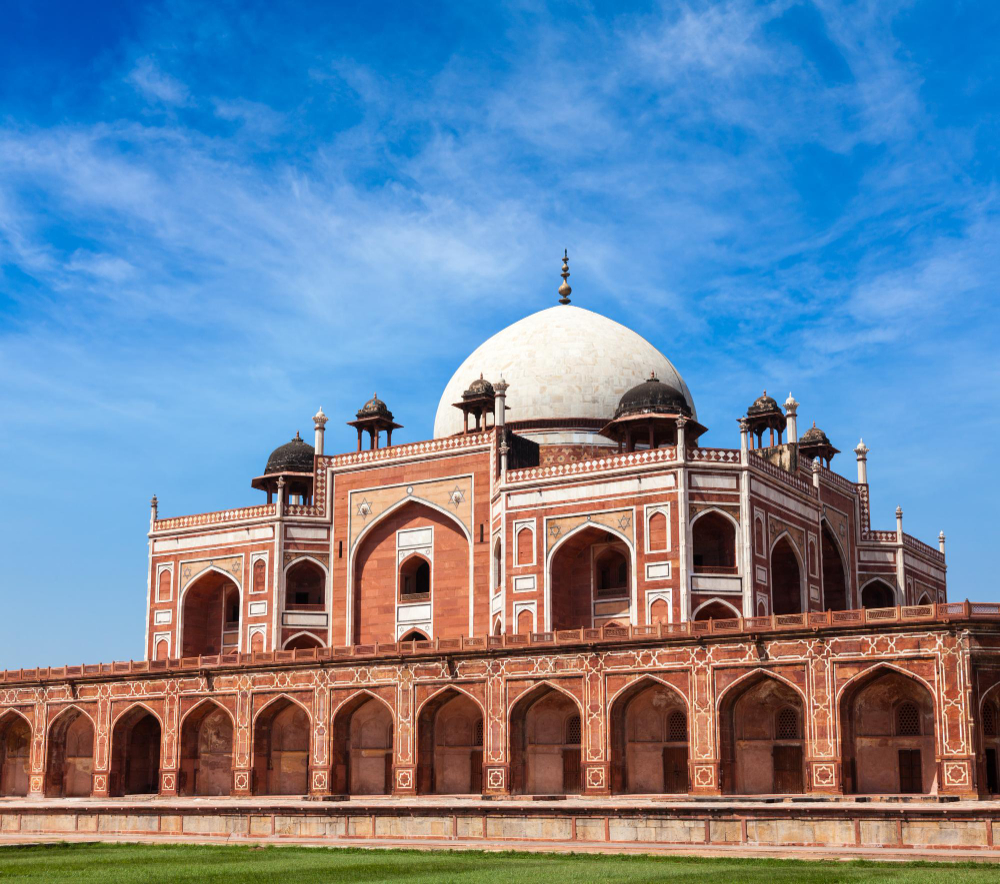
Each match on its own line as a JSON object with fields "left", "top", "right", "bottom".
{"left": 350, "top": 500, "right": 471, "bottom": 644}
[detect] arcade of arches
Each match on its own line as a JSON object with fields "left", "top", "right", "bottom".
{"left": 2, "top": 656, "right": 990, "bottom": 800}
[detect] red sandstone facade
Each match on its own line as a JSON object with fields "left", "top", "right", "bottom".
{"left": 3, "top": 287, "right": 997, "bottom": 811}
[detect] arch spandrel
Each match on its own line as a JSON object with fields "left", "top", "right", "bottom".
{"left": 348, "top": 478, "right": 474, "bottom": 552}
{"left": 545, "top": 510, "right": 634, "bottom": 557}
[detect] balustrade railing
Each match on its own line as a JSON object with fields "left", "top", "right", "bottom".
{"left": 1, "top": 602, "right": 992, "bottom": 685}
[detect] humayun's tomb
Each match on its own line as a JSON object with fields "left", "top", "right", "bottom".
{"left": 2, "top": 256, "right": 1000, "bottom": 854}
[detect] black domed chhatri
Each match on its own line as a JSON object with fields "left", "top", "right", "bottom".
{"left": 264, "top": 431, "right": 315, "bottom": 475}
{"left": 747, "top": 392, "right": 782, "bottom": 418}
{"left": 462, "top": 374, "right": 495, "bottom": 401}
{"left": 356, "top": 393, "right": 393, "bottom": 421}
{"left": 798, "top": 421, "right": 840, "bottom": 467}
{"left": 614, "top": 374, "right": 691, "bottom": 420}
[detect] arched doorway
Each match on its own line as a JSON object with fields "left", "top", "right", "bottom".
{"left": 861, "top": 580, "right": 896, "bottom": 609}
{"left": 252, "top": 698, "right": 310, "bottom": 795}
{"left": 509, "top": 686, "right": 581, "bottom": 795}
{"left": 720, "top": 674, "right": 805, "bottom": 794}
{"left": 771, "top": 537, "right": 802, "bottom": 615}
{"left": 549, "top": 527, "right": 631, "bottom": 631}
{"left": 821, "top": 523, "right": 848, "bottom": 611}
{"left": 353, "top": 502, "right": 469, "bottom": 644}
{"left": 179, "top": 703, "right": 233, "bottom": 796}
{"left": 692, "top": 512, "right": 737, "bottom": 574}
{"left": 416, "top": 689, "right": 483, "bottom": 794}
{"left": 45, "top": 708, "right": 94, "bottom": 797}
{"left": 109, "top": 707, "right": 161, "bottom": 796}
{"left": 0, "top": 713, "right": 31, "bottom": 797}
{"left": 181, "top": 570, "right": 240, "bottom": 656}
{"left": 610, "top": 680, "right": 688, "bottom": 794}
{"left": 331, "top": 694, "right": 393, "bottom": 795}
{"left": 841, "top": 668, "right": 936, "bottom": 795}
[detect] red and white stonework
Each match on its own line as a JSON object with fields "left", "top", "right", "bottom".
{"left": 3, "top": 278, "right": 1000, "bottom": 853}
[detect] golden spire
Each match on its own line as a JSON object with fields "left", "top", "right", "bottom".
{"left": 558, "top": 249, "right": 572, "bottom": 304}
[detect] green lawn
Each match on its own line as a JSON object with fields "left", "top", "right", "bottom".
{"left": 0, "top": 844, "right": 996, "bottom": 884}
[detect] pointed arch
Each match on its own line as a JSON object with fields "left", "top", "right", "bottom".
{"left": 352, "top": 495, "right": 472, "bottom": 552}
{"left": 330, "top": 689, "right": 395, "bottom": 795}
{"left": 820, "top": 519, "right": 849, "bottom": 611}
{"left": 109, "top": 703, "right": 161, "bottom": 796}
{"left": 111, "top": 701, "right": 163, "bottom": 730}
{"left": 0, "top": 708, "right": 33, "bottom": 730}
{"left": 859, "top": 577, "right": 898, "bottom": 608}
{"left": 718, "top": 669, "right": 806, "bottom": 795}
{"left": 45, "top": 705, "right": 95, "bottom": 797}
{"left": 834, "top": 662, "right": 935, "bottom": 707}
{"left": 691, "top": 597, "right": 742, "bottom": 620}
{"left": 416, "top": 686, "right": 485, "bottom": 794}
{"left": 769, "top": 531, "right": 806, "bottom": 615}
{"left": 545, "top": 520, "right": 637, "bottom": 631}
{"left": 282, "top": 631, "right": 325, "bottom": 651}
{"left": 282, "top": 554, "right": 329, "bottom": 577}
{"left": 179, "top": 566, "right": 242, "bottom": 656}
{"left": 178, "top": 697, "right": 236, "bottom": 732}
{"left": 508, "top": 679, "right": 583, "bottom": 796}
{"left": 609, "top": 675, "right": 690, "bottom": 794}
{"left": 0, "top": 709, "right": 33, "bottom": 798}
{"left": 251, "top": 692, "right": 312, "bottom": 728}
{"left": 179, "top": 564, "right": 244, "bottom": 598}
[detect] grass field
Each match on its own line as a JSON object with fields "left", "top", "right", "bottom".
{"left": 0, "top": 844, "right": 997, "bottom": 884}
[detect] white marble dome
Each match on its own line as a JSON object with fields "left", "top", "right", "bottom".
{"left": 433, "top": 304, "right": 696, "bottom": 442}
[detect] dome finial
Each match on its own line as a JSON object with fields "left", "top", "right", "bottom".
{"left": 558, "top": 249, "right": 572, "bottom": 304}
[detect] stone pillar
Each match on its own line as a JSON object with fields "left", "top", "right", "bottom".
{"left": 581, "top": 665, "right": 609, "bottom": 795}
{"left": 313, "top": 407, "right": 328, "bottom": 457}
{"left": 812, "top": 457, "right": 821, "bottom": 492}
{"left": 854, "top": 439, "right": 869, "bottom": 485}
{"left": 805, "top": 649, "right": 843, "bottom": 795}
{"left": 939, "top": 531, "right": 946, "bottom": 554}
{"left": 230, "top": 688, "right": 253, "bottom": 796}
{"left": 688, "top": 647, "right": 721, "bottom": 795}
{"left": 895, "top": 506, "right": 904, "bottom": 542}
{"left": 738, "top": 417, "right": 749, "bottom": 465}
{"left": 895, "top": 506, "right": 906, "bottom": 602}
{"left": 28, "top": 700, "right": 46, "bottom": 799}
{"left": 483, "top": 667, "right": 509, "bottom": 796}
{"left": 784, "top": 393, "right": 798, "bottom": 446}
{"left": 91, "top": 695, "right": 112, "bottom": 798}
{"left": 149, "top": 494, "right": 158, "bottom": 531}
{"left": 392, "top": 672, "right": 416, "bottom": 796}
{"left": 738, "top": 418, "right": 752, "bottom": 616}
{"left": 159, "top": 692, "right": 179, "bottom": 796}
{"left": 495, "top": 378, "right": 509, "bottom": 475}
{"left": 308, "top": 684, "right": 331, "bottom": 797}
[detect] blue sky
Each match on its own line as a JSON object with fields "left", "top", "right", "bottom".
{"left": 0, "top": 0, "right": 997, "bottom": 668}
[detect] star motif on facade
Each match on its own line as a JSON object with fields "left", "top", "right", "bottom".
{"left": 449, "top": 486, "right": 466, "bottom": 507}
{"left": 548, "top": 524, "right": 561, "bottom": 540}
{"left": 357, "top": 498, "right": 372, "bottom": 519}
{"left": 618, "top": 514, "right": 632, "bottom": 531}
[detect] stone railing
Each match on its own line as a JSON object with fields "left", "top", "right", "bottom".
{"left": 903, "top": 532, "right": 946, "bottom": 564}
{"left": 153, "top": 504, "right": 276, "bottom": 532}
{"left": 865, "top": 530, "right": 898, "bottom": 543}
{"left": 748, "top": 452, "right": 813, "bottom": 496}
{"left": 818, "top": 465, "right": 857, "bottom": 495}
{"left": 506, "top": 446, "right": 676, "bottom": 484}
{"left": 2, "top": 602, "right": 993, "bottom": 685}
{"left": 689, "top": 448, "right": 740, "bottom": 464}
{"left": 327, "top": 432, "right": 490, "bottom": 470}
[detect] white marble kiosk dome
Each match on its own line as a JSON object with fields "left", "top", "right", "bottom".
{"left": 432, "top": 304, "right": 696, "bottom": 445}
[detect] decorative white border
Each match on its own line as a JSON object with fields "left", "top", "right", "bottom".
{"left": 152, "top": 631, "right": 171, "bottom": 658}
{"left": 248, "top": 624, "right": 267, "bottom": 652}
{"left": 644, "top": 561, "right": 671, "bottom": 581}
{"left": 396, "top": 526, "right": 434, "bottom": 639}
{"left": 513, "top": 600, "right": 537, "bottom": 633}
{"left": 645, "top": 589, "right": 672, "bottom": 624}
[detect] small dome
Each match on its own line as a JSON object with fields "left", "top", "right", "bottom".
{"left": 800, "top": 423, "right": 832, "bottom": 446}
{"left": 462, "top": 374, "right": 495, "bottom": 400}
{"left": 615, "top": 373, "right": 691, "bottom": 420}
{"left": 747, "top": 391, "right": 782, "bottom": 417}
{"left": 264, "top": 431, "right": 314, "bottom": 474}
{"left": 357, "top": 393, "right": 392, "bottom": 420}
